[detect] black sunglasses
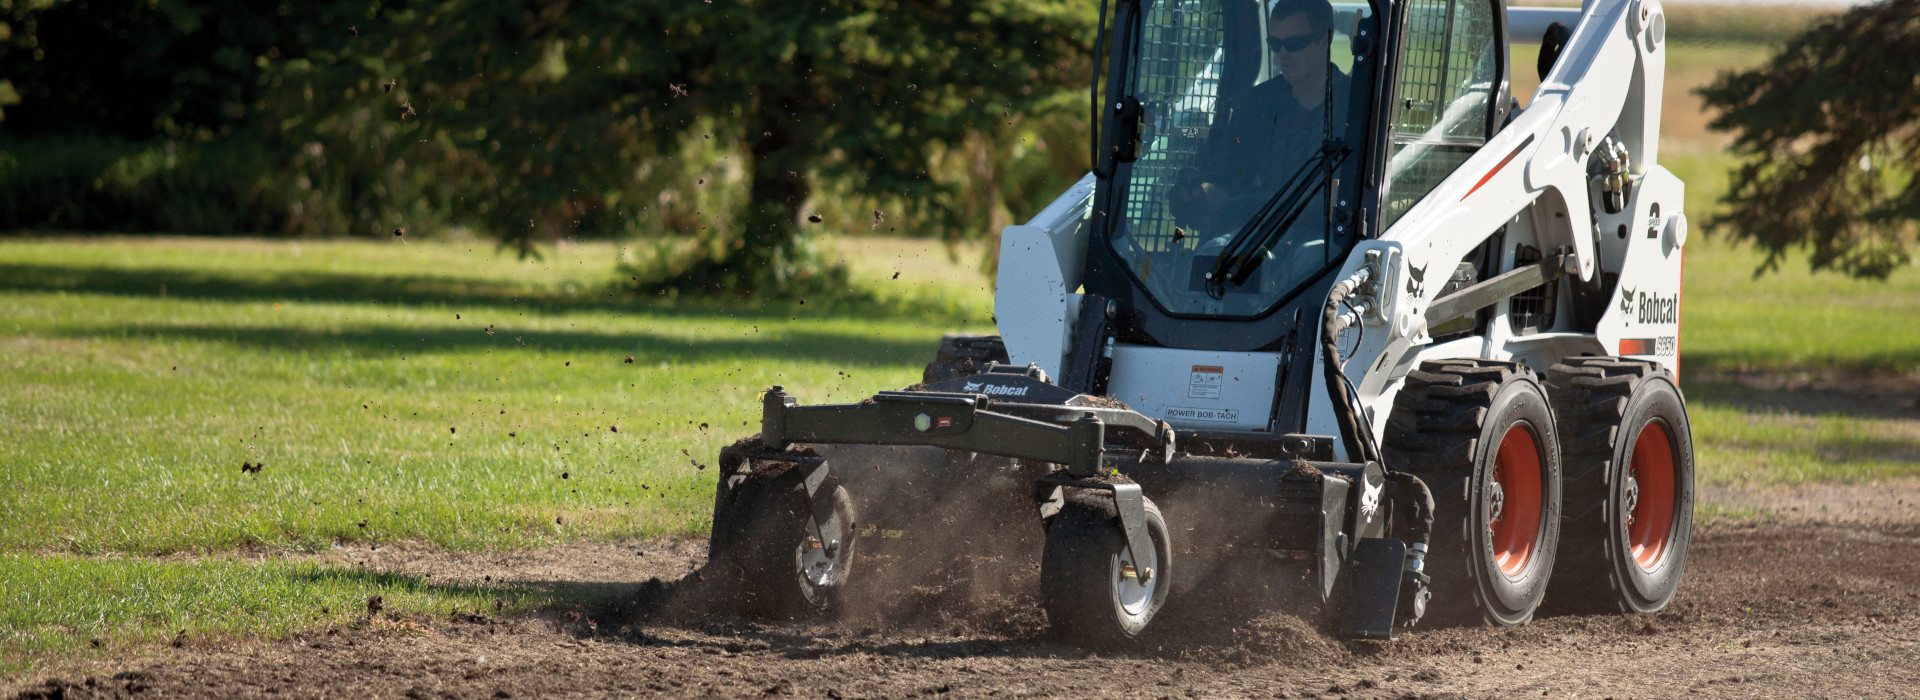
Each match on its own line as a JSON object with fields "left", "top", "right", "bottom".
{"left": 1267, "top": 32, "right": 1319, "bottom": 53}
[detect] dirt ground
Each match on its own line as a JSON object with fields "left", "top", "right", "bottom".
{"left": 14, "top": 475, "right": 1920, "bottom": 700}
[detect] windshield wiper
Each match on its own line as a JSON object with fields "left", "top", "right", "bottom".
{"left": 1206, "top": 138, "right": 1351, "bottom": 298}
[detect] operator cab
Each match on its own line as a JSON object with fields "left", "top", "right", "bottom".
{"left": 1078, "top": 0, "right": 1511, "bottom": 434}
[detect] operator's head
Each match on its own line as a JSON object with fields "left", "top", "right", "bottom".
{"left": 1268, "top": 0, "right": 1334, "bottom": 78}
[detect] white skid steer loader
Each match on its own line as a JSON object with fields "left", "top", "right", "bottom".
{"left": 706, "top": 0, "right": 1693, "bottom": 646}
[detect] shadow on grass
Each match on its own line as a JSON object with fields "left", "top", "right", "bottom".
{"left": 57, "top": 321, "right": 935, "bottom": 369}
{"left": 0, "top": 262, "right": 968, "bottom": 322}
{"left": 1681, "top": 364, "right": 1920, "bottom": 422}
{"left": 1684, "top": 350, "right": 1920, "bottom": 378}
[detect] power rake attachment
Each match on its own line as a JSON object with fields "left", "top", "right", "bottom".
{"left": 706, "top": 364, "right": 1438, "bottom": 647}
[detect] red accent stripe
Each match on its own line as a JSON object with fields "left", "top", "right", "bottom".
{"left": 1618, "top": 338, "right": 1657, "bottom": 356}
{"left": 1462, "top": 135, "right": 1535, "bottom": 201}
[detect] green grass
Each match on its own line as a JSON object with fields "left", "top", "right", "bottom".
{"left": 1692, "top": 403, "right": 1920, "bottom": 487}
{"left": 0, "top": 234, "right": 994, "bottom": 678}
{"left": 1679, "top": 237, "right": 1920, "bottom": 373}
{"left": 0, "top": 236, "right": 990, "bottom": 556}
{"left": 0, "top": 553, "right": 550, "bottom": 678}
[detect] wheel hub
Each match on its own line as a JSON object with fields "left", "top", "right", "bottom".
{"left": 1114, "top": 540, "right": 1158, "bottom": 617}
{"left": 1627, "top": 421, "right": 1680, "bottom": 571}
{"left": 1486, "top": 477, "right": 1506, "bottom": 526}
{"left": 800, "top": 527, "right": 842, "bottom": 587}
{"left": 1489, "top": 425, "right": 1545, "bottom": 577}
{"left": 1623, "top": 468, "right": 1641, "bottom": 526}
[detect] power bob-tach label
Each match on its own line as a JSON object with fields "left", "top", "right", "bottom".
{"left": 1165, "top": 406, "right": 1239, "bottom": 423}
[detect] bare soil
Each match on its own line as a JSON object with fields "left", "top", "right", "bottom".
{"left": 16, "top": 479, "right": 1920, "bottom": 700}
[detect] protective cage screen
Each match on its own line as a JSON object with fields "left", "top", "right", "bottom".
{"left": 1117, "top": 0, "right": 1227, "bottom": 257}
{"left": 1382, "top": 0, "right": 1495, "bottom": 230}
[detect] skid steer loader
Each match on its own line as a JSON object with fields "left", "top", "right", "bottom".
{"left": 706, "top": 0, "right": 1694, "bottom": 646}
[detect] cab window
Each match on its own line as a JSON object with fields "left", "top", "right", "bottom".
{"left": 1380, "top": 0, "right": 1497, "bottom": 230}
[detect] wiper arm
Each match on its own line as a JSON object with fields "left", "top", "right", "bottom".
{"left": 1206, "top": 139, "right": 1352, "bottom": 298}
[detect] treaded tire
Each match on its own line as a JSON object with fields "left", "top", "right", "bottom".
{"left": 1040, "top": 491, "right": 1171, "bottom": 649}
{"left": 1384, "top": 359, "right": 1563, "bottom": 627}
{"left": 923, "top": 334, "right": 1010, "bottom": 384}
{"left": 709, "top": 469, "right": 858, "bottom": 619}
{"left": 1543, "top": 358, "right": 1695, "bottom": 614}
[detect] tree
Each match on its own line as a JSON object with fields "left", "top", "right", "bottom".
{"left": 269, "top": 0, "right": 1094, "bottom": 291}
{"left": 1697, "top": 0, "right": 1920, "bottom": 279}
{"left": 626, "top": 0, "right": 1095, "bottom": 293}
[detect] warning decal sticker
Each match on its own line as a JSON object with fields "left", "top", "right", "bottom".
{"left": 1188, "top": 365, "right": 1224, "bottom": 400}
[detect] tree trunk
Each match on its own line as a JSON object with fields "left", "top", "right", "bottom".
{"left": 650, "top": 95, "right": 827, "bottom": 296}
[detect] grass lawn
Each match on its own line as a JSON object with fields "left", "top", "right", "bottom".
{"left": 0, "top": 235, "right": 992, "bottom": 675}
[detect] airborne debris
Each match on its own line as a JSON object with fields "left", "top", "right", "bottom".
{"left": 624, "top": 356, "right": 635, "bottom": 363}
{"left": 1172, "top": 226, "right": 1186, "bottom": 243}
{"left": 348, "top": 25, "right": 358, "bottom": 37}
{"left": 366, "top": 596, "right": 383, "bottom": 616}
{"left": 399, "top": 102, "right": 417, "bottom": 119}
{"left": 382, "top": 79, "right": 396, "bottom": 94}
{"left": 807, "top": 214, "right": 824, "bottom": 223}
{"left": 668, "top": 83, "right": 688, "bottom": 98}
{"left": 871, "top": 209, "right": 886, "bottom": 228}
{"left": 393, "top": 227, "right": 406, "bottom": 237}
{"left": 240, "top": 461, "right": 262, "bottom": 474}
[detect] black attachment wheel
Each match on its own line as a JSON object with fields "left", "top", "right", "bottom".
{"left": 1385, "top": 359, "right": 1563, "bottom": 626}
{"left": 923, "top": 334, "right": 1010, "bottom": 384}
{"left": 1040, "top": 491, "right": 1171, "bottom": 648}
{"left": 1544, "top": 358, "right": 1695, "bottom": 614}
{"left": 709, "top": 466, "right": 858, "bottom": 619}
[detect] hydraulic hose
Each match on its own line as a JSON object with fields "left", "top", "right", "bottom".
{"left": 1322, "top": 263, "right": 1436, "bottom": 583}
{"left": 1385, "top": 471, "right": 1435, "bottom": 567}
{"left": 1320, "top": 267, "right": 1381, "bottom": 466}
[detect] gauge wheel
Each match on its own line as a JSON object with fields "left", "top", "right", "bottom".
{"left": 1040, "top": 491, "right": 1172, "bottom": 648}
{"left": 709, "top": 467, "right": 858, "bottom": 619}
{"left": 1385, "top": 359, "right": 1564, "bottom": 626}
{"left": 1545, "top": 358, "right": 1695, "bottom": 614}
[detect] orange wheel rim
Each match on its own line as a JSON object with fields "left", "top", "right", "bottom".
{"left": 1626, "top": 421, "right": 1678, "bottom": 570}
{"left": 1489, "top": 425, "right": 1544, "bottom": 577}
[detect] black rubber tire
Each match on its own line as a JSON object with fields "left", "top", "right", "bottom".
{"left": 923, "top": 334, "right": 1010, "bottom": 384}
{"left": 1384, "top": 359, "right": 1563, "bottom": 627}
{"left": 1543, "top": 358, "right": 1695, "bottom": 614}
{"left": 1040, "top": 491, "right": 1172, "bottom": 649}
{"left": 708, "top": 469, "right": 858, "bottom": 619}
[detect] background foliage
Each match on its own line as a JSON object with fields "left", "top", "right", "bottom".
{"left": 0, "top": 0, "right": 1096, "bottom": 289}
{"left": 1698, "top": 0, "right": 1920, "bottom": 279}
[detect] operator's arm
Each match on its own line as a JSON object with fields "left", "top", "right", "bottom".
{"left": 1168, "top": 97, "right": 1243, "bottom": 226}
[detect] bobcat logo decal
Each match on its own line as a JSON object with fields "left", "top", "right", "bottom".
{"left": 1618, "top": 286, "right": 1637, "bottom": 316}
{"left": 1405, "top": 263, "right": 1428, "bottom": 298}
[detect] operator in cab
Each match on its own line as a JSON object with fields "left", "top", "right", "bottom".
{"left": 1169, "top": 0, "right": 1351, "bottom": 239}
